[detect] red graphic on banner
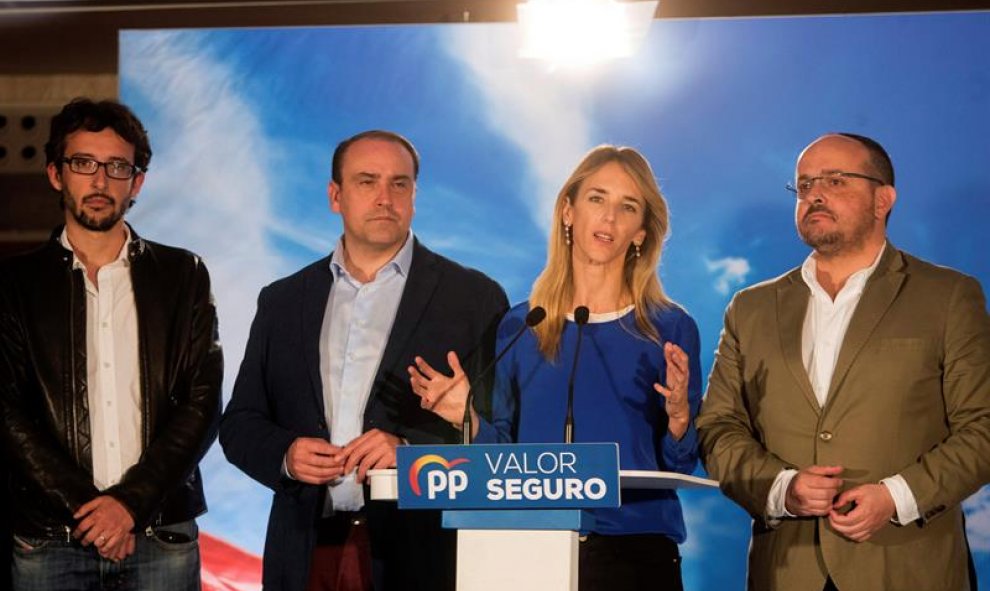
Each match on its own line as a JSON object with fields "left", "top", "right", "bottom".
{"left": 201, "top": 531, "right": 263, "bottom": 591}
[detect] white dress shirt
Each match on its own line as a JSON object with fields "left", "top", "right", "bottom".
{"left": 766, "top": 244, "right": 920, "bottom": 524}
{"left": 61, "top": 228, "right": 142, "bottom": 491}
{"left": 318, "top": 232, "right": 413, "bottom": 512}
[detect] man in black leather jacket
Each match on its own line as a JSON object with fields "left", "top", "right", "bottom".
{"left": 0, "top": 98, "right": 222, "bottom": 591}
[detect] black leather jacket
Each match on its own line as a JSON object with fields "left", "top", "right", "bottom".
{"left": 0, "top": 226, "right": 223, "bottom": 534}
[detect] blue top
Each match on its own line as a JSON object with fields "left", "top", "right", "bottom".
{"left": 475, "top": 302, "right": 702, "bottom": 542}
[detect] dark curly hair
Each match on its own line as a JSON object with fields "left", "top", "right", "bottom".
{"left": 45, "top": 98, "right": 152, "bottom": 171}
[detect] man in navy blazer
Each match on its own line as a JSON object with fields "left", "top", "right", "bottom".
{"left": 220, "top": 130, "right": 508, "bottom": 591}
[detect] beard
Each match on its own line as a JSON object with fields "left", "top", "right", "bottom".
{"left": 798, "top": 201, "right": 876, "bottom": 256}
{"left": 63, "top": 191, "right": 129, "bottom": 232}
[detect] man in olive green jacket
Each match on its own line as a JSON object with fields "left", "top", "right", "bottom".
{"left": 697, "top": 133, "right": 990, "bottom": 591}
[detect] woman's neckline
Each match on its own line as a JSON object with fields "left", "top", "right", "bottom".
{"left": 564, "top": 304, "right": 635, "bottom": 324}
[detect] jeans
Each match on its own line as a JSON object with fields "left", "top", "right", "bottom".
{"left": 11, "top": 520, "right": 200, "bottom": 591}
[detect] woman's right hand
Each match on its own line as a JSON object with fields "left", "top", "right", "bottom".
{"left": 408, "top": 351, "right": 472, "bottom": 427}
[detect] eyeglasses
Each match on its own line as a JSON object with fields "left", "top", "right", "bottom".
{"left": 60, "top": 156, "right": 143, "bottom": 180}
{"left": 786, "top": 171, "right": 885, "bottom": 199}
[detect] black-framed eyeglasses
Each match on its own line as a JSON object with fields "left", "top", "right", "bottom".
{"left": 60, "top": 156, "right": 144, "bottom": 180}
{"left": 786, "top": 171, "right": 885, "bottom": 199}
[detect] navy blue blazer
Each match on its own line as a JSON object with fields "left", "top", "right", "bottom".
{"left": 220, "top": 239, "right": 507, "bottom": 591}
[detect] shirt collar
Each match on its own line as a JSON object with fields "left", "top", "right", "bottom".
{"left": 329, "top": 230, "right": 415, "bottom": 283}
{"left": 801, "top": 242, "right": 886, "bottom": 299}
{"left": 59, "top": 224, "right": 133, "bottom": 270}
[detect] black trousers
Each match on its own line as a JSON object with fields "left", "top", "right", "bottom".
{"left": 578, "top": 533, "right": 682, "bottom": 591}
{"left": 365, "top": 502, "right": 456, "bottom": 591}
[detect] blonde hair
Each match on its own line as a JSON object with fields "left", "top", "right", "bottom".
{"left": 529, "top": 145, "right": 671, "bottom": 360}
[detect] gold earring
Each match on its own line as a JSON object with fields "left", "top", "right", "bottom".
{"left": 634, "top": 243, "right": 641, "bottom": 258}
{"left": 564, "top": 224, "right": 572, "bottom": 246}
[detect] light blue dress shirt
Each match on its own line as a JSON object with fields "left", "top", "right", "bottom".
{"left": 319, "top": 232, "right": 414, "bottom": 512}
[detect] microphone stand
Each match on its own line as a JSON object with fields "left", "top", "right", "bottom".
{"left": 462, "top": 306, "right": 547, "bottom": 443}
{"left": 563, "top": 306, "right": 589, "bottom": 444}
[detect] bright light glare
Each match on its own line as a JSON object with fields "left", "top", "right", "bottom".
{"left": 517, "top": 0, "right": 657, "bottom": 68}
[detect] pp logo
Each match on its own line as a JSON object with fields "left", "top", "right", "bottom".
{"left": 408, "top": 454, "right": 470, "bottom": 500}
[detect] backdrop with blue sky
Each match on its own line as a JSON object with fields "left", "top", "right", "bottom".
{"left": 120, "top": 11, "right": 989, "bottom": 587}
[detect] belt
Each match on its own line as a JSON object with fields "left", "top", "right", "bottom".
{"left": 15, "top": 514, "right": 179, "bottom": 542}
{"left": 315, "top": 510, "right": 366, "bottom": 545}
{"left": 14, "top": 524, "right": 74, "bottom": 542}
{"left": 319, "top": 510, "right": 366, "bottom": 527}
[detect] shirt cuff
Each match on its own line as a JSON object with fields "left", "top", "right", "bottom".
{"left": 282, "top": 454, "right": 296, "bottom": 480}
{"left": 766, "top": 468, "right": 798, "bottom": 519}
{"left": 881, "top": 475, "right": 920, "bottom": 525}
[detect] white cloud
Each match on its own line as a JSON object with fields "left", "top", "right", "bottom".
{"left": 705, "top": 256, "right": 751, "bottom": 295}
{"left": 121, "top": 31, "right": 286, "bottom": 382}
{"left": 415, "top": 183, "right": 541, "bottom": 262}
{"left": 197, "top": 446, "right": 271, "bottom": 555}
{"left": 120, "top": 31, "right": 289, "bottom": 553}
{"left": 442, "top": 25, "right": 595, "bottom": 234}
{"left": 442, "top": 23, "right": 688, "bottom": 239}
{"left": 267, "top": 215, "right": 336, "bottom": 258}
{"left": 677, "top": 488, "right": 752, "bottom": 590}
{"left": 965, "top": 487, "right": 990, "bottom": 552}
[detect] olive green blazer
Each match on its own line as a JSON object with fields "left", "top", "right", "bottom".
{"left": 697, "top": 243, "right": 990, "bottom": 591}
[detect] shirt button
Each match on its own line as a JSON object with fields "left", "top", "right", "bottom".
{"left": 103, "top": 362, "right": 111, "bottom": 368}
{"left": 819, "top": 431, "right": 833, "bottom": 442}
{"left": 102, "top": 322, "right": 109, "bottom": 328}
{"left": 109, "top": 441, "right": 116, "bottom": 448}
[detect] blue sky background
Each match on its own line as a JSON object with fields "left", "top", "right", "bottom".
{"left": 121, "top": 12, "right": 989, "bottom": 588}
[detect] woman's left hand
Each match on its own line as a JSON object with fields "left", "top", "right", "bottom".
{"left": 654, "top": 342, "right": 691, "bottom": 441}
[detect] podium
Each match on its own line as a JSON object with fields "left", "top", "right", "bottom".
{"left": 370, "top": 444, "right": 717, "bottom": 591}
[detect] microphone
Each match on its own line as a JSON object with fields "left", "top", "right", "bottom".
{"left": 462, "top": 306, "right": 547, "bottom": 443}
{"left": 563, "top": 306, "right": 589, "bottom": 444}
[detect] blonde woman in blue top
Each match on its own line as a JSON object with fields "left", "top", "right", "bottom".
{"left": 409, "top": 145, "right": 701, "bottom": 591}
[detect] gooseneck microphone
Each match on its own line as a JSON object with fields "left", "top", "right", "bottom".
{"left": 563, "top": 306, "right": 590, "bottom": 444}
{"left": 462, "top": 306, "right": 547, "bottom": 443}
